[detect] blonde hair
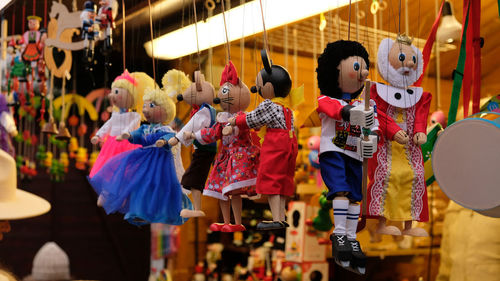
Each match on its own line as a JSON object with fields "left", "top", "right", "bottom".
{"left": 161, "top": 69, "right": 191, "bottom": 102}
{"left": 143, "top": 87, "right": 176, "bottom": 124}
{"left": 111, "top": 71, "right": 157, "bottom": 120}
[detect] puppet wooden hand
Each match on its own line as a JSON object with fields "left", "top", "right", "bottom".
{"left": 222, "top": 125, "right": 233, "bottom": 136}
{"left": 393, "top": 130, "right": 409, "bottom": 144}
{"left": 357, "top": 134, "right": 378, "bottom": 159}
{"left": 349, "top": 105, "right": 375, "bottom": 128}
{"left": 168, "top": 137, "right": 179, "bottom": 146}
{"left": 228, "top": 117, "right": 236, "bottom": 126}
{"left": 116, "top": 132, "right": 130, "bottom": 141}
{"left": 90, "top": 136, "right": 100, "bottom": 145}
{"left": 155, "top": 139, "right": 166, "bottom": 147}
{"left": 184, "top": 131, "right": 195, "bottom": 141}
{"left": 413, "top": 132, "right": 427, "bottom": 146}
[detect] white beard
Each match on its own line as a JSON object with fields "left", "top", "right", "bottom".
{"left": 379, "top": 63, "right": 419, "bottom": 88}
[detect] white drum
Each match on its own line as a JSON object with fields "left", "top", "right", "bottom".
{"left": 433, "top": 112, "right": 500, "bottom": 218}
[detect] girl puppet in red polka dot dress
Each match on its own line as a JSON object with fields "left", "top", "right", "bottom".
{"left": 186, "top": 62, "right": 260, "bottom": 232}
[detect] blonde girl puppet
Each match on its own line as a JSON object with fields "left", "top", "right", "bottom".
{"left": 89, "top": 70, "right": 155, "bottom": 178}
{"left": 90, "top": 87, "right": 184, "bottom": 225}
{"left": 185, "top": 62, "right": 259, "bottom": 232}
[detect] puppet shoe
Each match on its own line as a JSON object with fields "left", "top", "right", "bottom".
{"left": 256, "top": 221, "right": 285, "bottom": 231}
{"left": 330, "top": 234, "right": 352, "bottom": 267}
{"left": 281, "top": 221, "right": 290, "bottom": 227}
{"left": 348, "top": 239, "right": 366, "bottom": 275}
{"left": 180, "top": 209, "right": 206, "bottom": 218}
{"left": 402, "top": 227, "right": 429, "bottom": 237}
{"left": 221, "top": 224, "right": 246, "bottom": 233}
{"left": 209, "top": 223, "right": 227, "bottom": 232}
{"left": 376, "top": 225, "right": 402, "bottom": 236}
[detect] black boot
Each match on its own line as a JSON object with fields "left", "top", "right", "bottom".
{"left": 348, "top": 239, "right": 366, "bottom": 275}
{"left": 330, "top": 234, "right": 352, "bottom": 267}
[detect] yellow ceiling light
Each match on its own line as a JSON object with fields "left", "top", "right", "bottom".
{"left": 144, "top": 0, "right": 358, "bottom": 60}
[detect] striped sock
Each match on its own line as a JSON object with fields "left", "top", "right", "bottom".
{"left": 332, "top": 199, "right": 349, "bottom": 235}
{"left": 346, "top": 204, "right": 361, "bottom": 240}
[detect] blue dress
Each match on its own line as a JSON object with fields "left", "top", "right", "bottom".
{"left": 90, "top": 124, "right": 183, "bottom": 226}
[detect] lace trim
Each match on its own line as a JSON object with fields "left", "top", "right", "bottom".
{"left": 406, "top": 106, "right": 426, "bottom": 220}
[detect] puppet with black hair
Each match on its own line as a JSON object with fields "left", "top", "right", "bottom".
{"left": 229, "top": 50, "right": 298, "bottom": 231}
{"left": 366, "top": 35, "right": 432, "bottom": 237}
{"left": 316, "top": 40, "right": 378, "bottom": 274}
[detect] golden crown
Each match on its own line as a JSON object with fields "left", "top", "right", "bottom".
{"left": 396, "top": 33, "right": 413, "bottom": 45}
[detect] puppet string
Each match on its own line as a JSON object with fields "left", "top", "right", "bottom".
{"left": 258, "top": 0, "right": 268, "bottom": 52}
{"left": 348, "top": 0, "right": 352, "bottom": 40}
{"left": 221, "top": 0, "right": 231, "bottom": 62}
{"left": 192, "top": 0, "right": 201, "bottom": 70}
{"left": 122, "top": 0, "right": 126, "bottom": 71}
{"left": 148, "top": 0, "right": 156, "bottom": 84}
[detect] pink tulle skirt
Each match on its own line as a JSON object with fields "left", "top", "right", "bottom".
{"left": 89, "top": 136, "right": 141, "bottom": 178}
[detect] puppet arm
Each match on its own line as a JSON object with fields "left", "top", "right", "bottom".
{"left": 128, "top": 125, "right": 147, "bottom": 145}
{"left": 95, "top": 116, "right": 113, "bottom": 138}
{"left": 194, "top": 123, "right": 223, "bottom": 145}
{"left": 122, "top": 112, "right": 141, "bottom": 134}
{"left": 175, "top": 107, "right": 211, "bottom": 146}
{"left": 316, "top": 95, "right": 345, "bottom": 120}
{"left": 235, "top": 99, "right": 273, "bottom": 130}
{"left": 414, "top": 92, "right": 432, "bottom": 134}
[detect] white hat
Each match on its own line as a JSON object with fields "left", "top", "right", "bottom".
{"left": 0, "top": 149, "right": 50, "bottom": 220}
{"left": 30, "top": 242, "right": 71, "bottom": 281}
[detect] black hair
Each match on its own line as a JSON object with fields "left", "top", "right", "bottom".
{"left": 258, "top": 49, "right": 292, "bottom": 98}
{"left": 316, "top": 40, "right": 369, "bottom": 99}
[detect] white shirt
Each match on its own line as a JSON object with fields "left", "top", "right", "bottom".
{"left": 175, "top": 107, "right": 212, "bottom": 147}
{"left": 95, "top": 111, "right": 141, "bottom": 138}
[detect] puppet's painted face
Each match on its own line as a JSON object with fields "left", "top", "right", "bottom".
{"left": 218, "top": 81, "right": 250, "bottom": 113}
{"left": 388, "top": 43, "right": 417, "bottom": 76}
{"left": 337, "top": 56, "right": 369, "bottom": 94}
{"left": 143, "top": 100, "right": 167, "bottom": 123}
{"left": 180, "top": 81, "right": 215, "bottom": 106}
{"left": 28, "top": 19, "right": 40, "bottom": 31}
{"left": 109, "top": 87, "right": 134, "bottom": 109}
{"left": 255, "top": 72, "right": 275, "bottom": 100}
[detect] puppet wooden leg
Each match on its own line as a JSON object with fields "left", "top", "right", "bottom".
{"left": 279, "top": 195, "right": 287, "bottom": 222}
{"left": 221, "top": 195, "right": 246, "bottom": 232}
{"left": 376, "top": 217, "right": 402, "bottom": 236}
{"left": 180, "top": 189, "right": 206, "bottom": 218}
{"left": 220, "top": 199, "right": 231, "bottom": 224}
{"left": 231, "top": 195, "right": 242, "bottom": 225}
{"left": 256, "top": 195, "right": 285, "bottom": 230}
{"left": 97, "top": 194, "right": 105, "bottom": 207}
{"left": 402, "top": 220, "right": 429, "bottom": 237}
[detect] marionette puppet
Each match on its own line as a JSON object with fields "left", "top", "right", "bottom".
{"left": 89, "top": 87, "right": 183, "bottom": 225}
{"left": 316, "top": 40, "right": 378, "bottom": 273}
{"left": 367, "top": 35, "right": 432, "bottom": 237}
{"left": 89, "top": 70, "right": 155, "bottom": 179}
{"left": 185, "top": 61, "right": 259, "bottom": 232}
{"left": 228, "top": 50, "right": 297, "bottom": 231}
{"left": 21, "top": 15, "right": 46, "bottom": 81}
{"left": 80, "top": 1, "right": 100, "bottom": 63}
{"left": 167, "top": 71, "right": 216, "bottom": 218}
{"left": 0, "top": 95, "right": 17, "bottom": 157}
{"left": 97, "top": 0, "right": 118, "bottom": 51}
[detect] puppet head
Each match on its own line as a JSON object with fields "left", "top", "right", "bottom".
{"left": 161, "top": 69, "right": 191, "bottom": 102}
{"left": 81, "top": 1, "right": 97, "bottom": 21}
{"left": 142, "top": 87, "right": 176, "bottom": 125}
{"left": 27, "top": 16, "right": 41, "bottom": 31}
{"left": 316, "top": 40, "right": 370, "bottom": 100}
{"left": 377, "top": 35, "right": 423, "bottom": 88}
{"left": 214, "top": 61, "right": 250, "bottom": 113}
{"left": 251, "top": 49, "right": 292, "bottom": 100}
{"left": 110, "top": 70, "right": 156, "bottom": 119}
{"left": 177, "top": 71, "right": 215, "bottom": 107}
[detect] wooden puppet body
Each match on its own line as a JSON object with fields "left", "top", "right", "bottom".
{"left": 367, "top": 83, "right": 432, "bottom": 222}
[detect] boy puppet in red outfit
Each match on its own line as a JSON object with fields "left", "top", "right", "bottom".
{"left": 228, "top": 50, "right": 297, "bottom": 231}
{"left": 316, "top": 40, "right": 378, "bottom": 274}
